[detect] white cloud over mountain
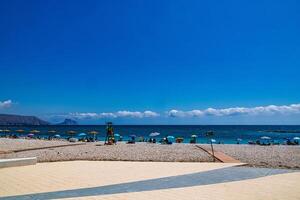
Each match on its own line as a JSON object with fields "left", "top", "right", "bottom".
{"left": 0, "top": 100, "right": 13, "bottom": 109}
{"left": 68, "top": 110, "right": 160, "bottom": 120}
{"left": 167, "top": 103, "right": 300, "bottom": 118}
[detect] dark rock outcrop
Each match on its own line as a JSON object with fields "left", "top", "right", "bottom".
{"left": 57, "top": 118, "right": 78, "bottom": 125}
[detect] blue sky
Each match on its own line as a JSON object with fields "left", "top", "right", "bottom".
{"left": 0, "top": 0, "right": 300, "bottom": 124}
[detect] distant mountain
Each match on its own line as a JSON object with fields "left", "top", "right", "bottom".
{"left": 0, "top": 114, "right": 50, "bottom": 125}
{"left": 57, "top": 118, "right": 78, "bottom": 125}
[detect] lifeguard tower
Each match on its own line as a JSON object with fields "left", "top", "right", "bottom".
{"left": 105, "top": 122, "right": 115, "bottom": 145}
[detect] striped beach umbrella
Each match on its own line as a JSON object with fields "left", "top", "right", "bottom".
{"left": 48, "top": 130, "right": 57, "bottom": 133}
{"left": 67, "top": 130, "right": 77, "bottom": 137}
{"left": 30, "top": 130, "right": 40, "bottom": 134}
{"left": 89, "top": 131, "right": 99, "bottom": 141}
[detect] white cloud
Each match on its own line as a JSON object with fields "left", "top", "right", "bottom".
{"left": 168, "top": 103, "right": 300, "bottom": 117}
{"left": 69, "top": 112, "right": 103, "bottom": 119}
{"left": 0, "top": 100, "right": 13, "bottom": 109}
{"left": 144, "top": 110, "right": 160, "bottom": 117}
{"left": 116, "top": 111, "right": 144, "bottom": 118}
{"left": 67, "top": 110, "right": 159, "bottom": 120}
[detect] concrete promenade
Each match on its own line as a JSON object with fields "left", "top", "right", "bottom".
{"left": 0, "top": 161, "right": 299, "bottom": 200}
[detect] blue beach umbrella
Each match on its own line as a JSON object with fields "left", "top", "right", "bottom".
{"left": 114, "top": 133, "right": 120, "bottom": 137}
{"left": 78, "top": 133, "right": 87, "bottom": 137}
{"left": 54, "top": 134, "right": 61, "bottom": 138}
{"left": 167, "top": 136, "right": 175, "bottom": 140}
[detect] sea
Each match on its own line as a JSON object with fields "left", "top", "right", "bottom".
{"left": 1, "top": 125, "right": 300, "bottom": 144}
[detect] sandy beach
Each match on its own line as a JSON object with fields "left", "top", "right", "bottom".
{"left": 1, "top": 138, "right": 299, "bottom": 169}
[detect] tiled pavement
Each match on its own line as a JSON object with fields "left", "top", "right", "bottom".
{"left": 0, "top": 161, "right": 299, "bottom": 200}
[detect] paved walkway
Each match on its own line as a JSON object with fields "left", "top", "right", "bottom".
{"left": 0, "top": 161, "right": 299, "bottom": 200}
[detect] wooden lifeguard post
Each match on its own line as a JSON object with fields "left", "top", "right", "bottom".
{"left": 104, "top": 122, "right": 115, "bottom": 145}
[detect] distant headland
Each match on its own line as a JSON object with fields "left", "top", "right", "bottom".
{"left": 0, "top": 114, "right": 77, "bottom": 126}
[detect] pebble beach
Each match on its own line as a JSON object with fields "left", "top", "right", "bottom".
{"left": 1, "top": 138, "right": 300, "bottom": 169}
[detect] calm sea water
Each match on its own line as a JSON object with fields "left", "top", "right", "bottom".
{"left": 1, "top": 125, "right": 300, "bottom": 144}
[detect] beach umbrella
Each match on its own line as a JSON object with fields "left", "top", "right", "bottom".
{"left": 27, "top": 133, "right": 34, "bottom": 137}
{"left": 114, "top": 133, "right": 120, "bottom": 137}
{"left": 293, "top": 137, "right": 300, "bottom": 140}
{"left": 48, "top": 130, "right": 57, "bottom": 133}
{"left": 89, "top": 131, "right": 98, "bottom": 135}
{"left": 54, "top": 134, "right": 61, "bottom": 138}
{"left": 260, "top": 136, "right": 271, "bottom": 140}
{"left": 210, "top": 139, "right": 216, "bottom": 143}
{"left": 236, "top": 138, "right": 242, "bottom": 144}
{"left": 67, "top": 130, "right": 77, "bottom": 136}
{"left": 149, "top": 132, "right": 160, "bottom": 137}
{"left": 30, "top": 130, "right": 40, "bottom": 134}
{"left": 191, "top": 134, "right": 198, "bottom": 138}
{"left": 3, "top": 129, "right": 11, "bottom": 135}
{"left": 78, "top": 133, "right": 87, "bottom": 137}
{"left": 167, "top": 135, "right": 175, "bottom": 140}
{"left": 89, "top": 131, "right": 99, "bottom": 141}
{"left": 205, "top": 131, "right": 214, "bottom": 137}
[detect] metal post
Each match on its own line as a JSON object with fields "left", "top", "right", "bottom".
{"left": 211, "top": 140, "right": 215, "bottom": 162}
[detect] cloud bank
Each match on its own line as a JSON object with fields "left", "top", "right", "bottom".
{"left": 167, "top": 103, "right": 300, "bottom": 118}
{"left": 49, "top": 103, "right": 300, "bottom": 122}
{"left": 0, "top": 100, "right": 13, "bottom": 109}
{"left": 67, "top": 110, "right": 160, "bottom": 120}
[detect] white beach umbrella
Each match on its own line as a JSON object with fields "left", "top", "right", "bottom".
{"left": 149, "top": 132, "right": 160, "bottom": 137}
{"left": 260, "top": 136, "right": 271, "bottom": 140}
{"left": 293, "top": 137, "right": 300, "bottom": 140}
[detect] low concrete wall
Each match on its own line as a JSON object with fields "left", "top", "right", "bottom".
{"left": 0, "top": 157, "right": 37, "bottom": 168}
